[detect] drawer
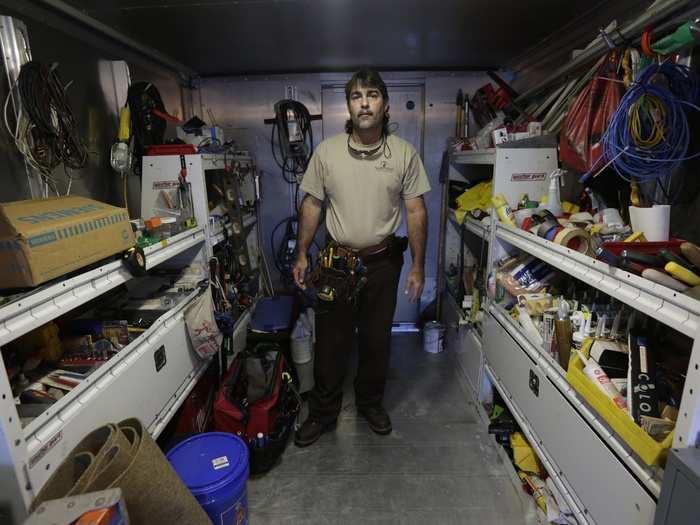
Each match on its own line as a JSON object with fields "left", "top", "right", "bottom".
{"left": 483, "top": 312, "right": 656, "bottom": 525}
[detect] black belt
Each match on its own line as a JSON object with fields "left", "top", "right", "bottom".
{"left": 329, "top": 235, "right": 407, "bottom": 263}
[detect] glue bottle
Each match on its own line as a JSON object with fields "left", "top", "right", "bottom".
{"left": 572, "top": 312, "right": 592, "bottom": 351}
{"left": 492, "top": 194, "right": 516, "bottom": 227}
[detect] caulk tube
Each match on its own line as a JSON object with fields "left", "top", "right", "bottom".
{"left": 576, "top": 349, "right": 628, "bottom": 411}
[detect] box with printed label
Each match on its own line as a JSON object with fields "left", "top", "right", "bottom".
{"left": 0, "top": 196, "right": 135, "bottom": 288}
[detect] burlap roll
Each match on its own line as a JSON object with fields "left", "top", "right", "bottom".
{"left": 31, "top": 418, "right": 209, "bottom": 525}
{"left": 32, "top": 424, "right": 125, "bottom": 505}
{"left": 110, "top": 418, "right": 209, "bottom": 524}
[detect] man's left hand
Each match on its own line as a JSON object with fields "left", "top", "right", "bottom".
{"left": 405, "top": 266, "right": 425, "bottom": 303}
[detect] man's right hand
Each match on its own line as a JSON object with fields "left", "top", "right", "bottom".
{"left": 293, "top": 254, "right": 309, "bottom": 289}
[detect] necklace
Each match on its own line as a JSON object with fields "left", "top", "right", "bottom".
{"left": 347, "top": 133, "right": 385, "bottom": 159}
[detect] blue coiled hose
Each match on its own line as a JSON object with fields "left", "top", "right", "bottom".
{"left": 582, "top": 61, "right": 700, "bottom": 189}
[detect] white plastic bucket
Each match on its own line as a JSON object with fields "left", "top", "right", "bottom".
{"left": 423, "top": 322, "right": 445, "bottom": 354}
{"left": 291, "top": 309, "right": 314, "bottom": 364}
{"left": 291, "top": 335, "right": 313, "bottom": 364}
{"left": 295, "top": 359, "right": 315, "bottom": 393}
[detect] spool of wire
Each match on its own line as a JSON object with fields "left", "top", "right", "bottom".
{"left": 584, "top": 61, "right": 700, "bottom": 190}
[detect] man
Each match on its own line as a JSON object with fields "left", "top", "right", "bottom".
{"left": 292, "top": 69, "right": 430, "bottom": 447}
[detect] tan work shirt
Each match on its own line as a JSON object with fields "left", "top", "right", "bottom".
{"left": 300, "top": 133, "right": 430, "bottom": 249}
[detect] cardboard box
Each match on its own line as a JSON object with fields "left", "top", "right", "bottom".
{"left": 0, "top": 196, "right": 134, "bottom": 289}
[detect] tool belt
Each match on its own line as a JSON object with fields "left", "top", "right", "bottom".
{"left": 308, "top": 235, "right": 407, "bottom": 303}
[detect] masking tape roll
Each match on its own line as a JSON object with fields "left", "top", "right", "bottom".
{"left": 553, "top": 227, "right": 591, "bottom": 254}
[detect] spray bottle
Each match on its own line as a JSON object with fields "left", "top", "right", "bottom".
{"left": 545, "top": 169, "right": 564, "bottom": 216}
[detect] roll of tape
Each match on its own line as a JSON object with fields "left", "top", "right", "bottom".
{"left": 554, "top": 227, "right": 591, "bottom": 254}
{"left": 537, "top": 220, "right": 559, "bottom": 238}
{"left": 533, "top": 209, "right": 557, "bottom": 225}
{"left": 546, "top": 226, "right": 563, "bottom": 241}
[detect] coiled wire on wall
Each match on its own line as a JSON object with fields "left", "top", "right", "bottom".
{"left": 270, "top": 99, "right": 314, "bottom": 185}
{"left": 593, "top": 61, "right": 700, "bottom": 197}
{"left": 270, "top": 216, "right": 298, "bottom": 285}
{"left": 5, "top": 61, "right": 87, "bottom": 194}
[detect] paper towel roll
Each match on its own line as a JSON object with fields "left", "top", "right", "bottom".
{"left": 629, "top": 205, "right": 670, "bottom": 242}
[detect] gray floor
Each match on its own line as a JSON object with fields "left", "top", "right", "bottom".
{"left": 247, "top": 333, "right": 529, "bottom": 525}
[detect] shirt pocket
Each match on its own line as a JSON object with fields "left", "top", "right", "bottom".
{"left": 373, "top": 160, "right": 402, "bottom": 196}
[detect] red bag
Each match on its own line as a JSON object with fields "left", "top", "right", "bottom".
{"left": 560, "top": 56, "right": 623, "bottom": 172}
{"left": 214, "top": 344, "right": 285, "bottom": 439}
{"left": 213, "top": 343, "right": 300, "bottom": 474}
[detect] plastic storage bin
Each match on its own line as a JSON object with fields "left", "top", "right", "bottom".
{"left": 567, "top": 338, "right": 674, "bottom": 466}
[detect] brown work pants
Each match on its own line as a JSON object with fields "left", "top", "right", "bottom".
{"left": 309, "top": 250, "right": 404, "bottom": 423}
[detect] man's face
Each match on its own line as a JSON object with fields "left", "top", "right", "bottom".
{"left": 347, "top": 84, "right": 389, "bottom": 133}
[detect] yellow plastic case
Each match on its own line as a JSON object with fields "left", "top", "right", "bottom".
{"left": 567, "top": 338, "right": 674, "bottom": 466}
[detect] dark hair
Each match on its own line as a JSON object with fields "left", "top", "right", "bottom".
{"left": 344, "top": 68, "right": 390, "bottom": 135}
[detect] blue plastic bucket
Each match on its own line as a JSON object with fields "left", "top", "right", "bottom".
{"left": 167, "top": 432, "right": 249, "bottom": 525}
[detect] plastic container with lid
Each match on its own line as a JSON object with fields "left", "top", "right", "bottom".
{"left": 167, "top": 432, "right": 249, "bottom": 525}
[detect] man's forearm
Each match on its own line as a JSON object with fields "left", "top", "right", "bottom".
{"left": 297, "top": 195, "right": 323, "bottom": 255}
{"left": 406, "top": 200, "right": 427, "bottom": 269}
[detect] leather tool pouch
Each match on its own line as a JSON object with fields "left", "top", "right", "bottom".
{"left": 309, "top": 266, "right": 353, "bottom": 303}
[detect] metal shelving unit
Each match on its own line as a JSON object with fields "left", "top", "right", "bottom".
{"left": 439, "top": 137, "right": 700, "bottom": 524}
{"left": 464, "top": 215, "right": 489, "bottom": 240}
{"left": 483, "top": 306, "right": 658, "bottom": 524}
{"left": 450, "top": 148, "right": 496, "bottom": 165}
{"left": 209, "top": 213, "right": 257, "bottom": 249}
{"left": 448, "top": 209, "right": 489, "bottom": 241}
{"left": 488, "top": 304, "right": 661, "bottom": 496}
{"left": 24, "top": 287, "right": 207, "bottom": 491}
{"left": 496, "top": 222, "right": 700, "bottom": 339}
{"left": 438, "top": 139, "right": 557, "bottom": 322}
{"left": 0, "top": 226, "right": 214, "bottom": 518}
{"left": 483, "top": 364, "right": 592, "bottom": 525}
{"left": 0, "top": 226, "right": 206, "bottom": 348}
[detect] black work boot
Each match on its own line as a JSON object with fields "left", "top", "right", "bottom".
{"left": 294, "top": 417, "right": 337, "bottom": 447}
{"left": 358, "top": 406, "right": 392, "bottom": 435}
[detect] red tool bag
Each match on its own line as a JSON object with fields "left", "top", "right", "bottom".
{"left": 560, "top": 54, "right": 623, "bottom": 173}
{"left": 213, "top": 343, "right": 300, "bottom": 474}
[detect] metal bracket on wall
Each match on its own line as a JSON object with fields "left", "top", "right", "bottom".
{"left": 0, "top": 16, "right": 44, "bottom": 199}
{"left": 285, "top": 85, "right": 297, "bottom": 101}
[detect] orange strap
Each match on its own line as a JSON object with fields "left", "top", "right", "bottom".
{"left": 640, "top": 27, "right": 655, "bottom": 58}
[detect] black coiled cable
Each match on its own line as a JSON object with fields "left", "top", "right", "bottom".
{"left": 270, "top": 99, "right": 314, "bottom": 184}
{"left": 17, "top": 61, "right": 87, "bottom": 176}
